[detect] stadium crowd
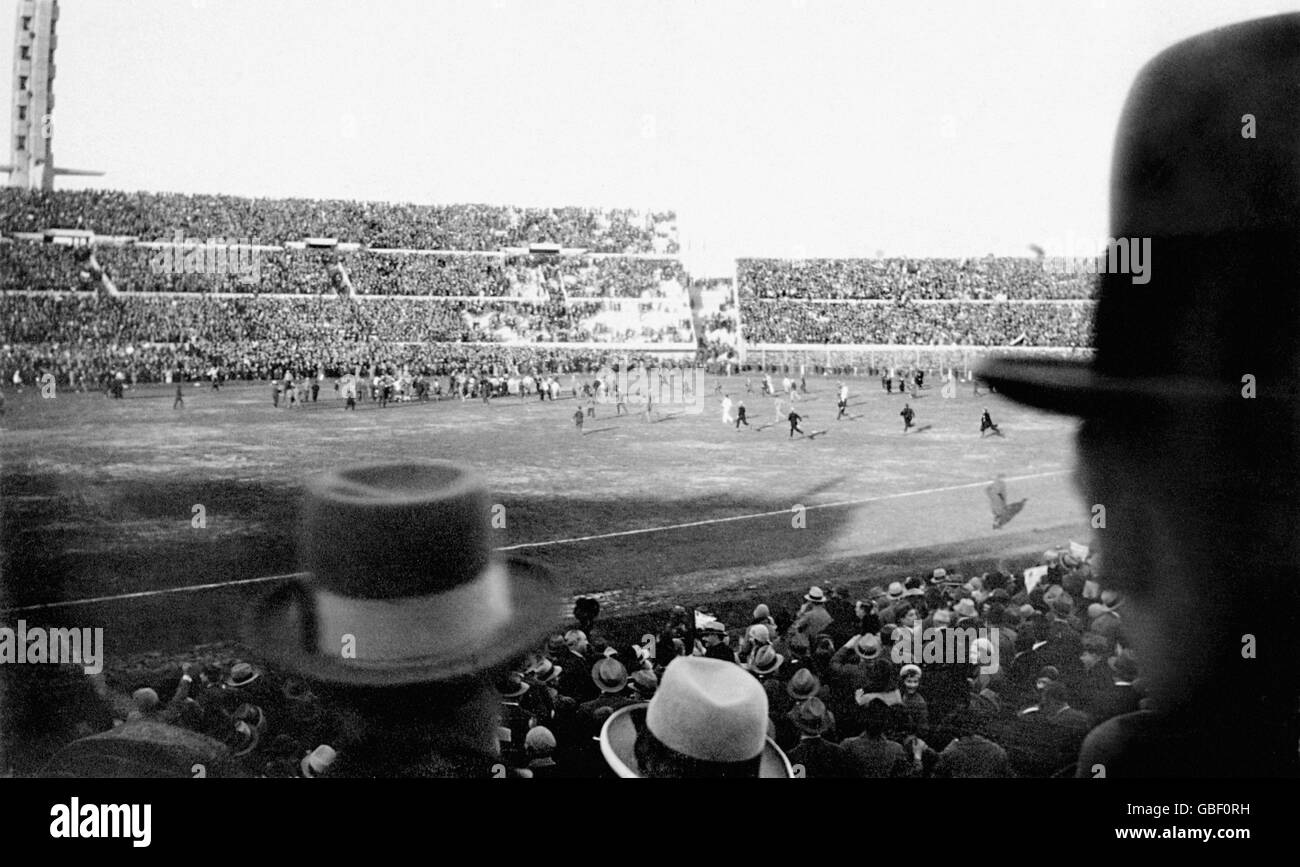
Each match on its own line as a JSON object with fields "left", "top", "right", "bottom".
{"left": 738, "top": 257, "right": 1097, "bottom": 301}
{"left": 7, "top": 548, "right": 1148, "bottom": 778}
{"left": 0, "top": 294, "right": 697, "bottom": 386}
{"left": 1, "top": 241, "right": 690, "bottom": 300}
{"left": 741, "top": 298, "right": 1093, "bottom": 346}
{"left": 0, "top": 189, "right": 678, "bottom": 254}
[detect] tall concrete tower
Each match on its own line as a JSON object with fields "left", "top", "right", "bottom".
{"left": 4, "top": 0, "right": 102, "bottom": 189}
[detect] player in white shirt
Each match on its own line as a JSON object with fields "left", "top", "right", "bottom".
{"left": 720, "top": 394, "right": 733, "bottom": 425}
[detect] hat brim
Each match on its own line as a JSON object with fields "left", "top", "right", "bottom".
{"left": 748, "top": 653, "right": 785, "bottom": 676}
{"left": 977, "top": 357, "right": 1240, "bottom": 416}
{"left": 599, "top": 704, "right": 793, "bottom": 778}
{"left": 244, "top": 557, "right": 565, "bottom": 688}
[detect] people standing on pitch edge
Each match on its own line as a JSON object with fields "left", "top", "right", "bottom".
{"left": 900, "top": 403, "right": 914, "bottom": 433}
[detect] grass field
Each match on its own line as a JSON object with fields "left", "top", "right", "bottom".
{"left": 1, "top": 373, "right": 1090, "bottom": 660}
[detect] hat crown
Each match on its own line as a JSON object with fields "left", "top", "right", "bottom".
{"left": 647, "top": 657, "right": 768, "bottom": 763}
{"left": 751, "top": 645, "right": 779, "bottom": 672}
{"left": 1096, "top": 17, "right": 1300, "bottom": 391}
{"left": 593, "top": 657, "right": 628, "bottom": 691}
{"left": 796, "top": 696, "right": 828, "bottom": 724}
{"left": 787, "top": 667, "right": 819, "bottom": 698}
{"left": 300, "top": 461, "right": 491, "bottom": 598}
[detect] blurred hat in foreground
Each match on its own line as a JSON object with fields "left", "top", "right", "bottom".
{"left": 246, "top": 460, "right": 564, "bottom": 687}
{"left": 980, "top": 14, "right": 1300, "bottom": 417}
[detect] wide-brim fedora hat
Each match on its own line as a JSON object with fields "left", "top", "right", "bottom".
{"left": 599, "top": 657, "right": 793, "bottom": 778}
{"left": 245, "top": 460, "right": 566, "bottom": 687}
{"left": 599, "top": 704, "right": 793, "bottom": 778}
{"left": 980, "top": 14, "right": 1300, "bottom": 417}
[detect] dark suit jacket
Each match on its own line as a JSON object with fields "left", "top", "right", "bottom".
{"left": 787, "top": 736, "right": 856, "bottom": 778}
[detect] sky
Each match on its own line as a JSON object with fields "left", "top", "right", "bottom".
{"left": 3, "top": 0, "right": 1294, "bottom": 270}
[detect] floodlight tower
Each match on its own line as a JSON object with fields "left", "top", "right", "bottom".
{"left": 2, "top": 0, "right": 102, "bottom": 189}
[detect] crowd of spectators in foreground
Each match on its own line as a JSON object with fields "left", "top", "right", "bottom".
{"left": 6, "top": 548, "right": 1152, "bottom": 778}
{"left": 0, "top": 189, "right": 678, "bottom": 254}
{"left": 738, "top": 257, "right": 1097, "bottom": 301}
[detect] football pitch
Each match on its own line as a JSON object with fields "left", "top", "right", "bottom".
{"left": 1, "top": 374, "right": 1090, "bottom": 658}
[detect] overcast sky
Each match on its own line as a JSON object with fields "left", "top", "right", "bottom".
{"left": 2, "top": 0, "right": 1292, "bottom": 267}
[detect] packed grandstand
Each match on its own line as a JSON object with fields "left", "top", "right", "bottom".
{"left": 0, "top": 189, "right": 1096, "bottom": 392}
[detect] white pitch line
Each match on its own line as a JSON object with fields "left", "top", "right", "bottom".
{"left": 496, "top": 469, "right": 1068, "bottom": 550}
{"left": 2, "top": 469, "right": 1069, "bottom": 613}
{"left": 2, "top": 572, "right": 307, "bottom": 613}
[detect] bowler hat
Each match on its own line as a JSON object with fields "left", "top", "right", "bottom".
{"left": 981, "top": 14, "right": 1300, "bottom": 415}
{"left": 245, "top": 461, "right": 565, "bottom": 687}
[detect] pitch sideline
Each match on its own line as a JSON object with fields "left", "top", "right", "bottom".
{"left": 2, "top": 469, "right": 1069, "bottom": 613}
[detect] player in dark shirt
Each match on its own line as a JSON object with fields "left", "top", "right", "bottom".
{"left": 736, "top": 401, "right": 750, "bottom": 429}
{"left": 980, "top": 408, "right": 1003, "bottom": 437}
{"left": 900, "top": 403, "right": 915, "bottom": 433}
{"left": 788, "top": 410, "right": 805, "bottom": 438}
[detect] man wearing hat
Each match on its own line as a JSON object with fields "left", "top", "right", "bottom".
{"left": 599, "top": 656, "right": 793, "bottom": 777}
{"left": 981, "top": 15, "right": 1300, "bottom": 777}
{"left": 497, "top": 672, "right": 536, "bottom": 768}
{"left": 556, "top": 629, "right": 600, "bottom": 703}
{"left": 786, "top": 698, "right": 856, "bottom": 778}
{"left": 792, "top": 586, "right": 833, "bottom": 639}
{"left": 828, "top": 634, "right": 900, "bottom": 733}
{"left": 576, "top": 658, "right": 633, "bottom": 739}
{"left": 246, "top": 460, "right": 566, "bottom": 778}
{"left": 769, "top": 667, "right": 826, "bottom": 747}
{"left": 699, "top": 620, "right": 736, "bottom": 663}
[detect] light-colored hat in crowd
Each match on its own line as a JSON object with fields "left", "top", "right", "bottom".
{"left": 599, "top": 656, "right": 792, "bottom": 778}
{"left": 301, "top": 744, "right": 337, "bottom": 778}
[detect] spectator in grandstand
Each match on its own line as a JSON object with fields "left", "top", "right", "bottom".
{"left": 981, "top": 15, "right": 1300, "bottom": 777}
{"left": 244, "top": 460, "right": 565, "bottom": 778}
{"left": 931, "top": 703, "right": 1012, "bottom": 778}
{"left": 786, "top": 697, "right": 856, "bottom": 778}
{"left": 792, "top": 585, "right": 833, "bottom": 638}
{"left": 840, "top": 698, "right": 912, "bottom": 778}
{"left": 699, "top": 621, "right": 736, "bottom": 663}
{"left": 521, "top": 727, "right": 560, "bottom": 779}
{"left": 599, "top": 656, "right": 792, "bottom": 777}
{"left": 556, "top": 630, "right": 599, "bottom": 702}
{"left": 576, "top": 659, "right": 634, "bottom": 740}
